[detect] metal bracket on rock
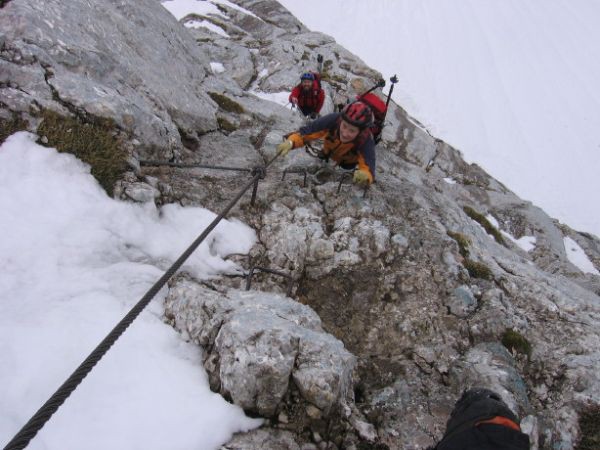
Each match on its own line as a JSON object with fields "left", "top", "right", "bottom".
{"left": 337, "top": 172, "right": 369, "bottom": 198}
{"left": 250, "top": 166, "right": 267, "bottom": 205}
{"left": 281, "top": 167, "right": 308, "bottom": 187}
{"left": 245, "top": 265, "right": 294, "bottom": 297}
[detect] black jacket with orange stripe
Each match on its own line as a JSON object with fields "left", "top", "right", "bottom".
{"left": 429, "top": 388, "right": 530, "bottom": 450}
{"left": 286, "top": 113, "right": 376, "bottom": 183}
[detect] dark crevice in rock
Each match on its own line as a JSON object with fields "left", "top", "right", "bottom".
{"left": 493, "top": 257, "right": 524, "bottom": 277}
{"left": 177, "top": 126, "right": 200, "bottom": 151}
{"left": 40, "top": 64, "right": 94, "bottom": 124}
{"left": 576, "top": 404, "right": 600, "bottom": 450}
{"left": 243, "top": 53, "right": 259, "bottom": 91}
{"left": 250, "top": 121, "right": 273, "bottom": 151}
{"left": 424, "top": 138, "right": 444, "bottom": 172}
{"left": 0, "top": 82, "right": 31, "bottom": 96}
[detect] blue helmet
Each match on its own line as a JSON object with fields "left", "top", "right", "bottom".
{"left": 300, "top": 72, "right": 315, "bottom": 81}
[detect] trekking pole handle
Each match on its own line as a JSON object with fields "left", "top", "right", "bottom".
{"left": 361, "top": 78, "right": 386, "bottom": 98}
{"left": 385, "top": 74, "right": 398, "bottom": 109}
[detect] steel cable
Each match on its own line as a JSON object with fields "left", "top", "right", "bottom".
{"left": 3, "top": 152, "right": 280, "bottom": 450}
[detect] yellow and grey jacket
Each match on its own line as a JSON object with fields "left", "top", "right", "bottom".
{"left": 286, "top": 113, "right": 376, "bottom": 183}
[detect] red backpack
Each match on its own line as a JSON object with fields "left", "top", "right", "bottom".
{"left": 357, "top": 92, "right": 387, "bottom": 143}
{"left": 310, "top": 71, "right": 322, "bottom": 91}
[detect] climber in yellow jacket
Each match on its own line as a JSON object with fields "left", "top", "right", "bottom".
{"left": 277, "top": 101, "right": 376, "bottom": 185}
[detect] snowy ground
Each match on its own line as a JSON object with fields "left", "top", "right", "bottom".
{"left": 279, "top": 0, "right": 600, "bottom": 239}
{"left": 162, "top": 0, "right": 259, "bottom": 36}
{"left": 0, "top": 133, "right": 261, "bottom": 449}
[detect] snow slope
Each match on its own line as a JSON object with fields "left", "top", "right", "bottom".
{"left": 279, "top": 0, "right": 600, "bottom": 238}
{"left": 0, "top": 133, "right": 261, "bottom": 450}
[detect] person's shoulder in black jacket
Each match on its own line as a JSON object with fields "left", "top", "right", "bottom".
{"left": 430, "top": 388, "right": 530, "bottom": 450}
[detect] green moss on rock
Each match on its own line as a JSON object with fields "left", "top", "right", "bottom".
{"left": 0, "top": 113, "right": 28, "bottom": 144}
{"left": 464, "top": 258, "right": 493, "bottom": 280}
{"left": 463, "top": 205, "right": 506, "bottom": 245}
{"left": 36, "top": 110, "right": 127, "bottom": 196}
{"left": 208, "top": 92, "right": 244, "bottom": 114}
{"left": 447, "top": 231, "right": 471, "bottom": 257}
{"left": 501, "top": 329, "right": 532, "bottom": 358}
{"left": 576, "top": 405, "right": 600, "bottom": 450}
{"left": 330, "top": 74, "right": 347, "bottom": 84}
{"left": 217, "top": 116, "right": 237, "bottom": 133}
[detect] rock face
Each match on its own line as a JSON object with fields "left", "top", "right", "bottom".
{"left": 164, "top": 279, "right": 356, "bottom": 419}
{"left": 0, "top": 0, "right": 217, "bottom": 160}
{"left": 2, "top": 0, "right": 600, "bottom": 449}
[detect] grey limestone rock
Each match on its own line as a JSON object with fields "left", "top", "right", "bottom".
{"left": 221, "top": 428, "right": 301, "bottom": 450}
{"left": 1, "top": 0, "right": 217, "bottom": 159}
{"left": 164, "top": 279, "right": 356, "bottom": 418}
{"left": 446, "top": 285, "right": 478, "bottom": 317}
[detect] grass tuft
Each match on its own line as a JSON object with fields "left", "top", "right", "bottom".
{"left": 0, "top": 113, "right": 28, "bottom": 144}
{"left": 463, "top": 258, "right": 493, "bottom": 280}
{"left": 576, "top": 405, "right": 600, "bottom": 450}
{"left": 208, "top": 92, "right": 245, "bottom": 114}
{"left": 447, "top": 231, "right": 471, "bottom": 257}
{"left": 36, "top": 109, "right": 127, "bottom": 196}
{"left": 217, "top": 116, "right": 237, "bottom": 133}
{"left": 501, "top": 329, "right": 532, "bottom": 358}
{"left": 463, "top": 206, "right": 506, "bottom": 245}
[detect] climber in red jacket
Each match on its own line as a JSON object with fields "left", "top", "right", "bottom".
{"left": 289, "top": 72, "right": 325, "bottom": 119}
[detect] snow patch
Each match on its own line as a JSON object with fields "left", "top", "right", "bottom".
{"left": 210, "top": 61, "right": 226, "bottom": 74}
{"left": 213, "top": 0, "right": 261, "bottom": 20}
{"left": 503, "top": 232, "right": 537, "bottom": 253}
{"left": 486, "top": 214, "right": 500, "bottom": 229}
{"left": 487, "top": 214, "right": 536, "bottom": 252}
{"left": 185, "top": 19, "right": 230, "bottom": 37}
{"left": 0, "top": 132, "right": 261, "bottom": 449}
{"left": 563, "top": 236, "right": 600, "bottom": 275}
{"left": 161, "top": 0, "right": 228, "bottom": 20}
{"left": 250, "top": 90, "right": 292, "bottom": 108}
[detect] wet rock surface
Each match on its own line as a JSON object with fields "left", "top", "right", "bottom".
{"left": 2, "top": 1, "right": 600, "bottom": 449}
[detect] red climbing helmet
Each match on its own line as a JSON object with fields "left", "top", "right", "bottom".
{"left": 341, "top": 101, "right": 374, "bottom": 129}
